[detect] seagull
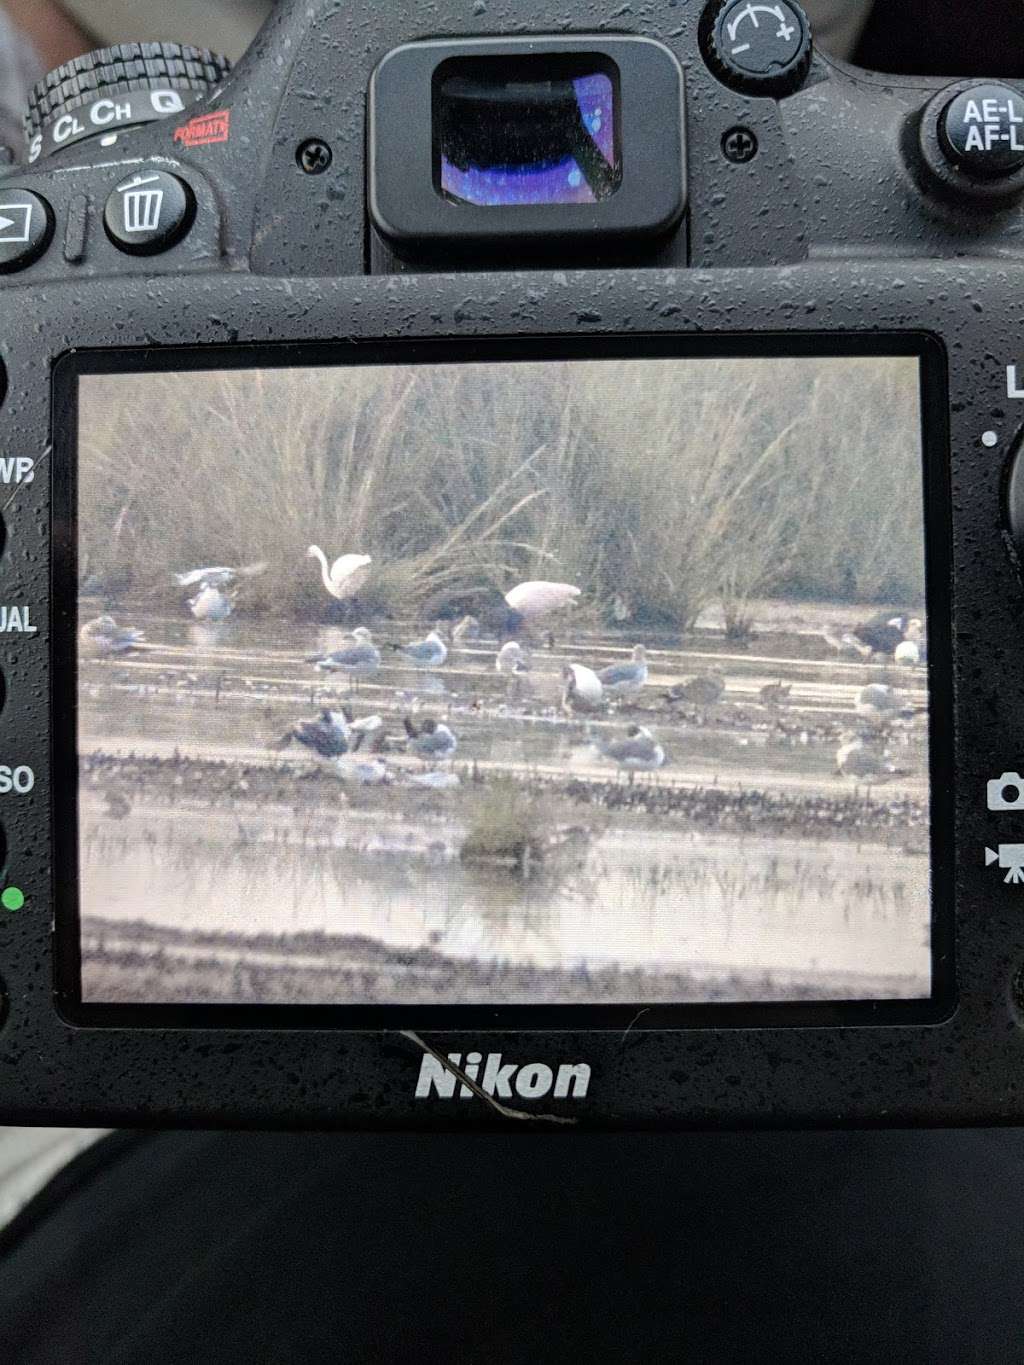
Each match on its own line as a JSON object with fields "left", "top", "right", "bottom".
{"left": 188, "top": 583, "right": 234, "bottom": 621}
{"left": 307, "top": 547, "right": 372, "bottom": 602}
{"left": 392, "top": 629, "right": 448, "bottom": 669}
{"left": 827, "top": 614, "right": 924, "bottom": 660}
{"left": 408, "top": 769, "right": 461, "bottom": 790}
{"left": 272, "top": 709, "right": 352, "bottom": 758}
{"left": 760, "top": 681, "right": 793, "bottom": 706}
{"left": 836, "top": 731, "right": 900, "bottom": 784}
{"left": 595, "top": 724, "right": 666, "bottom": 778}
{"left": 335, "top": 753, "right": 390, "bottom": 784}
{"left": 307, "top": 626, "right": 381, "bottom": 685}
{"left": 403, "top": 716, "right": 458, "bottom": 762}
{"left": 665, "top": 671, "right": 725, "bottom": 708}
{"left": 562, "top": 663, "right": 604, "bottom": 714}
{"left": 346, "top": 711, "right": 385, "bottom": 738}
{"left": 894, "top": 639, "right": 923, "bottom": 667}
{"left": 337, "top": 709, "right": 387, "bottom": 752}
{"left": 822, "top": 627, "right": 873, "bottom": 660}
{"left": 173, "top": 562, "right": 266, "bottom": 589}
{"left": 855, "top": 683, "right": 917, "bottom": 726}
{"left": 504, "top": 581, "right": 581, "bottom": 632}
{"left": 80, "top": 615, "right": 146, "bottom": 657}
{"left": 495, "top": 640, "right": 530, "bottom": 675}
{"left": 598, "top": 645, "right": 648, "bottom": 700}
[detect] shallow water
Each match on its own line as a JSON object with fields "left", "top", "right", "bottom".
{"left": 80, "top": 804, "right": 930, "bottom": 997}
{"left": 78, "top": 611, "right": 930, "bottom": 799}
{"left": 77, "top": 608, "right": 933, "bottom": 1004}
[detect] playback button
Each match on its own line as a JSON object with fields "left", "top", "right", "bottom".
{"left": 0, "top": 189, "right": 53, "bottom": 273}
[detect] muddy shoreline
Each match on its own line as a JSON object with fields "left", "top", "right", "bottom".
{"left": 81, "top": 749, "right": 927, "bottom": 846}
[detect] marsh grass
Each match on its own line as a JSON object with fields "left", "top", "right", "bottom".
{"left": 78, "top": 355, "right": 926, "bottom": 625}
{"left": 459, "top": 779, "right": 552, "bottom": 868}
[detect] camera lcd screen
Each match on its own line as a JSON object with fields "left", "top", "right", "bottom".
{"left": 64, "top": 345, "right": 942, "bottom": 1017}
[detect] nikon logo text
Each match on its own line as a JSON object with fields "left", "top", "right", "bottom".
{"left": 415, "top": 1052, "right": 591, "bottom": 1101}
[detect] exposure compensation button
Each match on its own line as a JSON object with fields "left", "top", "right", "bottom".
{"left": 940, "top": 84, "right": 1024, "bottom": 179}
{"left": 0, "top": 189, "right": 53, "bottom": 273}
{"left": 704, "top": 0, "right": 813, "bottom": 99}
{"left": 103, "top": 169, "right": 194, "bottom": 255}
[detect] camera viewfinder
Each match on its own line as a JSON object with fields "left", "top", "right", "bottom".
{"left": 434, "top": 56, "right": 621, "bottom": 207}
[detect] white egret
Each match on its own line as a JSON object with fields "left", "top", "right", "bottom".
{"left": 307, "top": 547, "right": 372, "bottom": 602}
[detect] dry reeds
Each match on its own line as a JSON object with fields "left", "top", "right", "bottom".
{"left": 78, "top": 354, "right": 925, "bottom": 623}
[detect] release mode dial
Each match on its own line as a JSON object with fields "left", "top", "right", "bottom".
{"left": 24, "top": 42, "right": 230, "bottom": 163}
{"left": 704, "top": 0, "right": 813, "bottom": 98}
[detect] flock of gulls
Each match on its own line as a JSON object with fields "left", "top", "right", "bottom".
{"left": 80, "top": 547, "right": 928, "bottom": 792}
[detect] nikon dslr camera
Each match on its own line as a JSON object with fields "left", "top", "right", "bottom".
{"left": 0, "top": 0, "right": 1022, "bottom": 1129}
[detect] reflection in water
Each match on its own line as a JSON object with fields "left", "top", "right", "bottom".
{"left": 81, "top": 812, "right": 929, "bottom": 984}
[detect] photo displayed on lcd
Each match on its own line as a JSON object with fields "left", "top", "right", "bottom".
{"left": 73, "top": 353, "right": 932, "bottom": 1007}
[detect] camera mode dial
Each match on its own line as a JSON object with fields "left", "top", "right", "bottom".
{"left": 703, "top": 0, "right": 813, "bottom": 99}
{"left": 24, "top": 43, "right": 230, "bottom": 163}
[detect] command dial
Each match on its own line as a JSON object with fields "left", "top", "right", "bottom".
{"left": 704, "top": 0, "right": 813, "bottom": 98}
{"left": 24, "top": 42, "right": 230, "bottom": 163}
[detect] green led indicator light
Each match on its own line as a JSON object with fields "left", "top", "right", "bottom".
{"left": 1, "top": 887, "right": 25, "bottom": 911}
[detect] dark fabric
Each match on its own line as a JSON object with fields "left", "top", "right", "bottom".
{"left": 856, "top": 0, "right": 1024, "bottom": 78}
{"left": 0, "top": 1128, "right": 1023, "bottom": 1363}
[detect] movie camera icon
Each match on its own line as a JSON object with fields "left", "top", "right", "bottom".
{"left": 985, "top": 845, "right": 1024, "bottom": 883}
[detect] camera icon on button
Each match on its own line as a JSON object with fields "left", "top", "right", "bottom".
{"left": 987, "top": 772, "right": 1024, "bottom": 811}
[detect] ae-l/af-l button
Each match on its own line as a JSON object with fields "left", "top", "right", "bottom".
{"left": 940, "top": 84, "right": 1024, "bottom": 178}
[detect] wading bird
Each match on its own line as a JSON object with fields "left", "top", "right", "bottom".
{"left": 306, "top": 626, "right": 381, "bottom": 688}
{"left": 598, "top": 644, "right": 648, "bottom": 700}
{"left": 835, "top": 731, "right": 900, "bottom": 785}
{"left": 392, "top": 628, "right": 448, "bottom": 669}
{"left": 665, "top": 670, "right": 726, "bottom": 709}
{"left": 561, "top": 663, "right": 604, "bottom": 715}
{"left": 403, "top": 716, "right": 458, "bottom": 762}
{"left": 595, "top": 724, "right": 666, "bottom": 781}
{"left": 188, "top": 583, "right": 234, "bottom": 622}
{"left": 307, "top": 547, "right": 372, "bottom": 602}
{"left": 760, "top": 681, "right": 793, "bottom": 706}
{"left": 79, "top": 615, "right": 146, "bottom": 657}
{"left": 173, "top": 562, "right": 267, "bottom": 589}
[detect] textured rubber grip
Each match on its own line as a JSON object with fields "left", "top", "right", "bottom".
{"left": 25, "top": 42, "right": 231, "bottom": 138}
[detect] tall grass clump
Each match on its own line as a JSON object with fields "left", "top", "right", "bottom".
{"left": 459, "top": 780, "right": 555, "bottom": 872}
{"left": 78, "top": 353, "right": 926, "bottom": 622}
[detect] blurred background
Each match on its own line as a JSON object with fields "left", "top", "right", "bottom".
{"left": 2, "top": 1, "right": 1024, "bottom": 159}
